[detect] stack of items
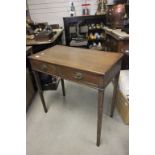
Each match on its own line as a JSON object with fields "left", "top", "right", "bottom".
{"left": 87, "top": 23, "right": 105, "bottom": 50}
{"left": 26, "top": 22, "right": 54, "bottom": 41}
{"left": 35, "top": 30, "right": 53, "bottom": 41}
{"left": 34, "top": 24, "right": 53, "bottom": 41}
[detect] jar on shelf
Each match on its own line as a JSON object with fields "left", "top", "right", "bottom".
{"left": 81, "top": 1, "right": 91, "bottom": 16}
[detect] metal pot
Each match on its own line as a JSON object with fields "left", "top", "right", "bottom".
{"left": 107, "top": 4, "right": 125, "bottom": 29}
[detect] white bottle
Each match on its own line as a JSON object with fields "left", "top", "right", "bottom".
{"left": 70, "top": 2, "right": 76, "bottom": 16}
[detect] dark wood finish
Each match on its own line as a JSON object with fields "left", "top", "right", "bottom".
{"left": 33, "top": 71, "right": 48, "bottom": 113}
{"left": 117, "top": 40, "right": 129, "bottom": 53}
{"left": 105, "top": 30, "right": 129, "bottom": 70}
{"left": 26, "top": 46, "right": 33, "bottom": 69}
{"left": 26, "top": 68, "right": 35, "bottom": 111}
{"left": 26, "top": 46, "right": 33, "bottom": 55}
{"left": 63, "top": 15, "right": 106, "bottom": 46}
{"left": 29, "top": 45, "right": 123, "bottom": 146}
{"left": 97, "top": 89, "right": 104, "bottom": 146}
{"left": 101, "top": 60, "right": 122, "bottom": 88}
{"left": 61, "top": 79, "right": 65, "bottom": 96}
{"left": 26, "top": 46, "right": 36, "bottom": 111}
{"left": 110, "top": 72, "right": 120, "bottom": 117}
{"left": 29, "top": 45, "right": 122, "bottom": 76}
{"left": 106, "top": 34, "right": 129, "bottom": 53}
{"left": 121, "top": 52, "right": 129, "bottom": 70}
{"left": 30, "top": 59, "right": 102, "bottom": 88}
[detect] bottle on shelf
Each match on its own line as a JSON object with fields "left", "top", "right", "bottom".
{"left": 70, "top": 2, "right": 76, "bottom": 16}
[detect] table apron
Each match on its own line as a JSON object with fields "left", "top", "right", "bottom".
{"left": 101, "top": 60, "right": 122, "bottom": 88}
{"left": 30, "top": 60, "right": 105, "bottom": 90}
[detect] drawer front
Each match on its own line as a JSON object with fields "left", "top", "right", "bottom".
{"left": 30, "top": 60, "right": 102, "bottom": 88}
{"left": 57, "top": 66, "right": 101, "bottom": 87}
{"left": 30, "top": 60, "right": 57, "bottom": 75}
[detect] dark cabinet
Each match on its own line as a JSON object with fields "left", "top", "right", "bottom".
{"left": 105, "top": 32, "right": 129, "bottom": 69}
{"left": 63, "top": 15, "right": 106, "bottom": 46}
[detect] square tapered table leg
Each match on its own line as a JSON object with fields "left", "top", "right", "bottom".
{"left": 110, "top": 72, "right": 120, "bottom": 117}
{"left": 33, "top": 71, "right": 48, "bottom": 113}
{"left": 96, "top": 89, "right": 104, "bottom": 146}
{"left": 61, "top": 79, "right": 65, "bottom": 96}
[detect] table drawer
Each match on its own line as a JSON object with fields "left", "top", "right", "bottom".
{"left": 31, "top": 60, "right": 102, "bottom": 87}
{"left": 57, "top": 66, "right": 101, "bottom": 87}
{"left": 30, "top": 60, "right": 57, "bottom": 75}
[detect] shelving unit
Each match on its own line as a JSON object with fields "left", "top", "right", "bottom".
{"left": 87, "top": 25, "right": 106, "bottom": 50}
{"left": 63, "top": 15, "right": 106, "bottom": 49}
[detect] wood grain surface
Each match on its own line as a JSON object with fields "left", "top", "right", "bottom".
{"left": 29, "top": 45, "right": 123, "bottom": 75}
{"left": 29, "top": 45, "right": 123, "bottom": 146}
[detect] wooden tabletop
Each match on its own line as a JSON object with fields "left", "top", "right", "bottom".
{"left": 29, "top": 45, "right": 123, "bottom": 75}
{"left": 26, "top": 29, "right": 63, "bottom": 46}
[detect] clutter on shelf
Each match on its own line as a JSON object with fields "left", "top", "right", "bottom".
{"left": 26, "top": 21, "right": 56, "bottom": 41}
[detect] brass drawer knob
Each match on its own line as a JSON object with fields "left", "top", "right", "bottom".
{"left": 73, "top": 72, "right": 83, "bottom": 80}
{"left": 41, "top": 64, "right": 48, "bottom": 71}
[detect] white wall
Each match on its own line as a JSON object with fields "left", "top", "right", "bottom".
{"left": 27, "top": 0, "right": 97, "bottom": 27}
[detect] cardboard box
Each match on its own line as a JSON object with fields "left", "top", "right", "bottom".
{"left": 116, "top": 89, "right": 129, "bottom": 125}
{"left": 116, "top": 70, "right": 129, "bottom": 125}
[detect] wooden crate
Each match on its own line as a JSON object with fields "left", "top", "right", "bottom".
{"left": 116, "top": 89, "right": 129, "bottom": 125}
